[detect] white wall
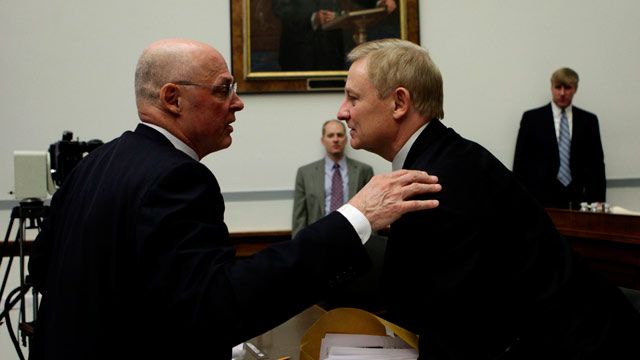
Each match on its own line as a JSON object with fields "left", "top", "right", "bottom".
{"left": 2, "top": 0, "right": 640, "bottom": 229}
{"left": 2, "top": 0, "right": 640, "bottom": 357}
{"left": 424, "top": 1, "right": 640, "bottom": 180}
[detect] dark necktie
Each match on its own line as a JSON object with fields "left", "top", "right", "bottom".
{"left": 557, "top": 109, "right": 572, "bottom": 186}
{"left": 329, "top": 163, "right": 343, "bottom": 212}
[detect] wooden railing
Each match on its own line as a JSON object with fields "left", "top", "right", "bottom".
{"left": 231, "top": 230, "right": 291, "bottom": 257}
{"left": 5, "top": 210, "right": 639, "bottom": 290}
{"left": 546, "top": 208, "right": 640, "bottom": 290}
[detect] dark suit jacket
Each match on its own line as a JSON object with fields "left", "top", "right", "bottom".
{"left": 513, "top": 103, "right": 606, "bottom": 209}
{"left": 292, "top": 157, "right": 374, "bottom": 236}
{"left": 383, "top": 119, "right": 639, "bottom": 359}
{"left": 28, "top": 124, "right": 370, "bottom": 359}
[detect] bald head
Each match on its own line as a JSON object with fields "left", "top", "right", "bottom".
{"left": 134, "top": 39, "right": 226, "bottom": 108}
{"left": 132, "top": 38, "right": 244, "bottom": 159}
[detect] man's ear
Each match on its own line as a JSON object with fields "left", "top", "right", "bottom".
{"left": 392, "top": 87, "right": 411, "bottom": 120}
{"left": 159, "top": 83, "right": 181, "bottom": 114}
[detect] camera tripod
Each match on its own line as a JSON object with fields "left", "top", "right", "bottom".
{"left": 0, "top": 198, "right": 49, "bottom": 360}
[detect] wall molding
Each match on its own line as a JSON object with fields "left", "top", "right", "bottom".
{"left": 222, "top": 189, "right": 293, "bottom": 202}
{"left": 607, "top": 178, "right": 640, "bottom": 188}
{"left": 2, "top": 179, "right": 639, "bottom": 210}
{"left": 0, "top": 189, "right": 296, "bottom": 210}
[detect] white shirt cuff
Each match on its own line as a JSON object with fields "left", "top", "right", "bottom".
{"left": 337, "top": 204, "right": 372, "bottom": 244}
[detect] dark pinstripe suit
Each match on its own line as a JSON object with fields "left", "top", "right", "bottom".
{"left": 28, "top": 124, "right": 370, "bottom": 359}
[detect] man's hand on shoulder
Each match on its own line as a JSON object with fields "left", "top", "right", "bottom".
{"left": 348, "top": 169, "right": 440, "bottom": 230}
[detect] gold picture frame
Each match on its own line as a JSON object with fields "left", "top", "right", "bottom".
{"left": 230, "top": 0, "right": 421, "bottom": 93}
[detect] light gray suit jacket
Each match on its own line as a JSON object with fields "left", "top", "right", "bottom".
{"left": 292, "top": 157, "right": 374, "bottom": 236}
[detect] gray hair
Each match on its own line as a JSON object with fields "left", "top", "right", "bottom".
{"left": 134, "top": 46, "right": 195, "bottom": 105}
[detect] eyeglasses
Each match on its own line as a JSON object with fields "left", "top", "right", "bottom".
{"left": 173, "top": 80, "right": 238, "bottom": 98}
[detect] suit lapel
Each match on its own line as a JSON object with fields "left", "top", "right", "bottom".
{"left": 346, "top": 158, "right": 359, "bottom": 198}
{"left": 134, "top": 123, "right": 174, "bottom": 147}
{"left": 403, "top": 119, "right": 447, "bottom": 169}
{"left": 312, "top": 160, "right": 325, "bottom": 216}
{"left": 544, "top": 104, "right": 559, "bottom": 148}
{"left": 540, "top": 104, "right": 561, "bottom": 167}
{"left": 569, "top": 107, "right": 584, "bottom": 154}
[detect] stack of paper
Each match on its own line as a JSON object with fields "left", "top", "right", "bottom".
{"left": 231, "top": 343, "right": 246, "bottom": 360}
{"left": 320, "top": 334, "right": 418, "bottom": 360}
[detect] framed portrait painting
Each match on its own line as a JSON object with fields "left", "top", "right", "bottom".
{"left": 230, "top": 0, "right": 420, "bottom": 93}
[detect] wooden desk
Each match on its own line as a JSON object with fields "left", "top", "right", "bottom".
{"left": 231, "top": 230, "right": 291, "bottom": 257}
{"left": 245, "top": 305, "right": 326, "bottom": 360}
{"left": 9, "top": 210, "right": 638, "bottom": 292}
{"left": 233, "top": 213, "right": 640, "bottom": 292}
{"left": 546, "top": 208, "right": 640, "bottom": 290}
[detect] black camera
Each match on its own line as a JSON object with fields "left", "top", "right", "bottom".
{"left": 48, "top": 131, "right": 103, "bottom": 187}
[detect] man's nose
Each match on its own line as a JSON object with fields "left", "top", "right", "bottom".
{"left": 337, "top": 104, "right": 348, "bottom": 120}
{"left": 232, "top": 93, "right": 244, "bottom": 110}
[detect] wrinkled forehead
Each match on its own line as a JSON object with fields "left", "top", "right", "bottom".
{"left": 195, "top": 48, "right": 232, "bottom": 81}
{"left": 345, "top": 59, "right": 373, "bottom": 91}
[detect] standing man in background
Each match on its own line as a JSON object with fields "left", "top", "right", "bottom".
{"left": 513, "top": 67, "right": 606, "bottom": 209}
{"left": 338, "top": 39, "right": 639, "bottom": 359}
{"left": 292, "top": 119, "right": 374, "bottom": 236}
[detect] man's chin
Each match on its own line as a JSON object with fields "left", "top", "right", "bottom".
{"left": 216, "top": 138, "right": 233, "bottom": 152}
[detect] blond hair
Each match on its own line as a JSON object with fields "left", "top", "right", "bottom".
{"left": 347, "top": 38, "right": 444, "bottom": 119}
{"left": 551, "top": 67, "right": 579, "bottom": 88}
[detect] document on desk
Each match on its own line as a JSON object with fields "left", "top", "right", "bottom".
{"left": 320, "top": 333, "right": 417, "bottom": 360}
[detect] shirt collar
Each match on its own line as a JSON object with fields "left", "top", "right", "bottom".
{"left": 552, "top": 102, "right": 573, "bottom": 118}
{"left": 325, "top": 155, "right": 347, "bottom": 170}
{"left": 140, "top": 122, "right": 199, "bottom": 161}
{"left": 392, "top": 122, "right": 429, "bottom": 171}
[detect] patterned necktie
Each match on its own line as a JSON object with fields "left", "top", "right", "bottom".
{"left": 329, "top": 163, "right": 344, "bottom": 212}
{"left": 557, "top": 109, "right": 572, "bottom": 186}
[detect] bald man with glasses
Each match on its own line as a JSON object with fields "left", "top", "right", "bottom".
{"left": 27, "top": 38, "right": 442, "bottom": 359}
